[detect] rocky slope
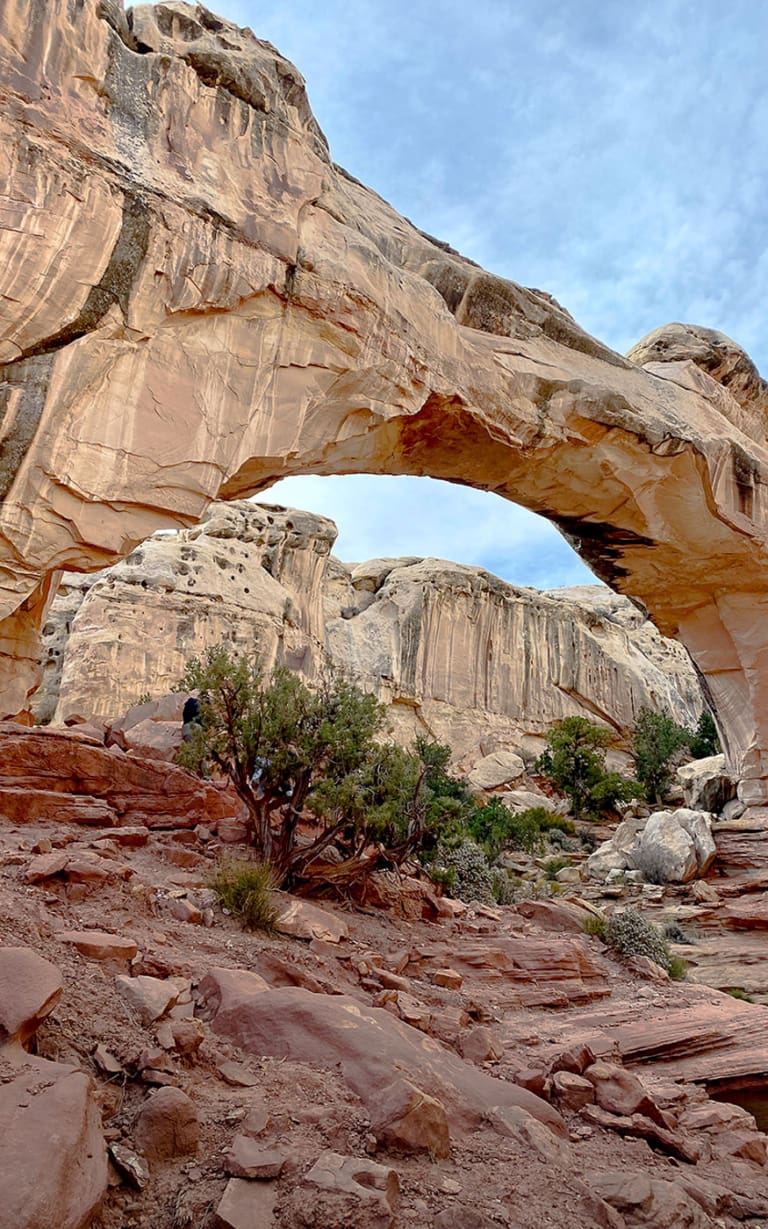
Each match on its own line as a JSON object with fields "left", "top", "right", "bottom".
{"left": 2, "top": 2, "right": 768, "bottom": 804}
{"left": 36, "top": 502, "right": 703, "bottom": 764}
{"left": 1, "top": 723, "right": 768, "bottom": 1229}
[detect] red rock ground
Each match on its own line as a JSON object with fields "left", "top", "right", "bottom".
{"left": 1, "top": 732, "right": 768, "bottom": 1228}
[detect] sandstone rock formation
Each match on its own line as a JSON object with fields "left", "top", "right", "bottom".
{"left": 38, "top": 500, "right": 703, "bottom": 764}
{"left": 2, "top": 2, "right": 768, "bottom": 801}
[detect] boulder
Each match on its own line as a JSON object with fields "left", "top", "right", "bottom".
{"left": 133, "top": 1087, "right": 199, "bottom": 1161}
{"left": 583, "top": 1061, "right": 668, "bottom": 1126}
{"left": 198, "top": 969, "right": 566, "bottom": 1138}
{"left": 116, "top": 975, "right": 178, "bottom": 1025}
{"left": 466, "top": 751, "right": 525, "bottom": 791}
{"left": 549, "top": 1070, "right": 595, "bottom": 1112}
{"left": 591, "top": 1170, "right": 713, "bottom": 1228}
{"left": 224, "top": 1137, "right": 287, "bottom": 1179}
{"left": 215, "top": 1178, "right": 278, "bottom": 1229}
{"left": 302, "top": 1152, "right": 399, "bottom": 1229}
{"left": 634, "top": 809, "right": 715, "bottom": 883}
{"left": 0, "top": 1060, "right": 107, "bottom": 1229}
{"left": 0, "top": 947, "right": 63, "bottom": 1047}
{"left": 274, "top": 897, "right": 349, "bottom": 943}
{"left": 370, "top": 1078, "right": 451, "bottom": 1158}
{"left": 56, "top": 931, "right": 138, "bottom": 962}
{"left": 678, "top": 754, "right": 736, "bottom": 813}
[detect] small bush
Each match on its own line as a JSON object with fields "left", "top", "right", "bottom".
{"left": 633, "top": 845, "right": 671, "bottom": 886}
{"left": 434, "top": 840, "right": 494, "bottom": 904}
{"left": 663, "top": 922, "right": 690, "bottom": 944}
{"left": 605, "top": 908, "right": 672, "bottom": 972}
{"left": 491, "top": 866, "right": 517, "bottom": 905}
{"left": 724, "top": 987, "right": 754, "bottom": 1002}
{"left": 667, "top": 955, "right": 688, "bottom": 981}
{"left": 583, "top": 914, "right": 608, "bottom": 940}
{"left": 543, "top": 857, "right": 569, "bottom": 880}
{"left": 209, "top": 859, "right": 279, "bottom": 932}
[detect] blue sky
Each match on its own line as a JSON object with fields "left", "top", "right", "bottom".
{"left": 208, "top": 0, "right": 768, "bottom": 587}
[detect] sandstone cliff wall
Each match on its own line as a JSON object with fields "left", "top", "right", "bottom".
{"left": 42, "top": 502, "right": 702, "bottom": 764}
{"left": 1, "top": 2, "right": 767, "bottom": 798}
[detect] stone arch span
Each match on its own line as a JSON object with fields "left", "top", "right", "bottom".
{"left": 2, "top": 1, "right": 768, "bottom": 800}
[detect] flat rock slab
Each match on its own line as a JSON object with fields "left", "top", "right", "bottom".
{"left": 0, "top": 1061, "right": 107, "bottom": 1229}
{"left": 199, "top": 968, "right": 566, "bottom": 1140}
{"left": 274, "top": 897, "right": 349, "bottom": 943}
{"left": 0, "top": 786, "right": 116, "bottom": 827}
{"left": 25, "top": 851, "right": 69, "bottom": 882}
{"left": 116, "top": 974, "right": 178, "bottom": 1025}
{"left": 57, "top": 931, "right": 138, "bottom": 961}
{"left": 225, "top": 1136, "right": 287, "bottom": 1178}
{"left": 215, "top": 1177, "right": 277, "bottom": 1229}
{"left": 0, "top": 947, "right": 63, "bottom": 1046}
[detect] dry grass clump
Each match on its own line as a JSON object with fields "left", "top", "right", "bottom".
{"left": 209, "top": 859, "right": 278, "bottom": 932}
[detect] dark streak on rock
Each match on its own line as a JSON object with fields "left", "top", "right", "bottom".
{"left": 547, "top": 515, "right": 655, "bottom": 585}
{"left": 0, "top": 193, "right": 150, "bottom": 497}
{"left": 0, "top": 354, "right": 55, "bottom": 502}
{"left": 4, "top": 193, "right": 150, "bottom": 367}
{"left": 732, "top": 443, "right": 760, "bottom": 518}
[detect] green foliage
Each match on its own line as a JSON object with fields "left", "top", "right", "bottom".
{"left": 724, "top": 987, "right": 754, "bottom": 1002}
{"left": 582, "top": 913, "right": 608, "bottom": 939}
{"left": 209, "top": 859, "right": 278, "bottom": 932}
{"left": 632, "top": 708, "right": 691, "bottom": 803}
{"left": 490, "top": 866, "right": 517, "bottom": 905}
{"left": 667, "top": 955, "right": 688, "bottom": 981}
{"left": 178, "top": 646, "right": 471, "bottom": 888}
{"left": 605, "top": 908, "right": 674, "bottom": 972}
{"left": 432, "top": 839, "right": 495, "bottom": 904}
{"left": 688, "top": 709, "right": 721, "bottom": 759}
{"left": 543, "top": 857, "right": 569, "bottom": 879}
{"left": 537, "top": 716, "right": 639, "bottom": 819}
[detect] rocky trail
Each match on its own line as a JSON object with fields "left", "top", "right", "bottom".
{"left": 2, "top": 726, "right": 768, "bottom": 1229}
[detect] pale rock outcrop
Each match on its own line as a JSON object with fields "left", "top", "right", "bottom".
{"left": 2, "top": 4, "right": 768, "bottom": 800}
{"left": 50, "top": 502, "right": 334, "bottom": 722}
{"left": 678, "top": 754, "right": 736, "bottom": 813}
{"left": 326, "top": 560, "right": 702, "bottom": 755}
{"left": 37, "top": 502, "right": 704, "bottom": 761}
{"left": 587, "top": 809, "right": 715, "bottom": 883}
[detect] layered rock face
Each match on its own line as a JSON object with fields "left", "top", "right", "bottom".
{"left": 39, "top": 501, "right": 334, "bottom": 723}
{"left": 2, "top": 3, "right": 768, "bottom": 796}
{"left": 41, "top": 501, "right": 702, "bottom": 761}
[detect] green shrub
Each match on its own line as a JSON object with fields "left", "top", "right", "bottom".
{"left": 605, "top": 908, "right": 673, "bottom": 972}
{"left": 688, "top": 710, "right": 721, "bottom": 759}
{"left": 632, "top": 707, "right": 691, "bottom": 803}
{"left": 433, "top": 839, "right": 494, "bottom": 904}
{"left": 536, "top": 717, "right": 639, "bottom": 819}
{"left": 667, "top": 955, "right": 688, "bottom": 981}
{"left": 491, "top": 866, "right": 517, "bottom": 905}
{"left": 724, "top": 987, "right": 754, "bottom": 1002}
{"left": 582, "top": 914, "right": 608, "bottom": 940}
{"left": 543, "top": 857, "right": 569, "bottom": 880}
{"left": 209, "top": 859, "right": 279, "bottom": 932}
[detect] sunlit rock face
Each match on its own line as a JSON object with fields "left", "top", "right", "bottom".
{"left": 2, "top": 3, "right": 768, "bottom": 796}
{"left": 41, "top": 502, "right": 334, "bottom": 723}
{"left": 39, "top": 501, "right": 702, "bottom": 764}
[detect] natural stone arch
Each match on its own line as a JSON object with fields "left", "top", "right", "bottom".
{"left": 2, "top": 2, "right": 768, "bottom": 801}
